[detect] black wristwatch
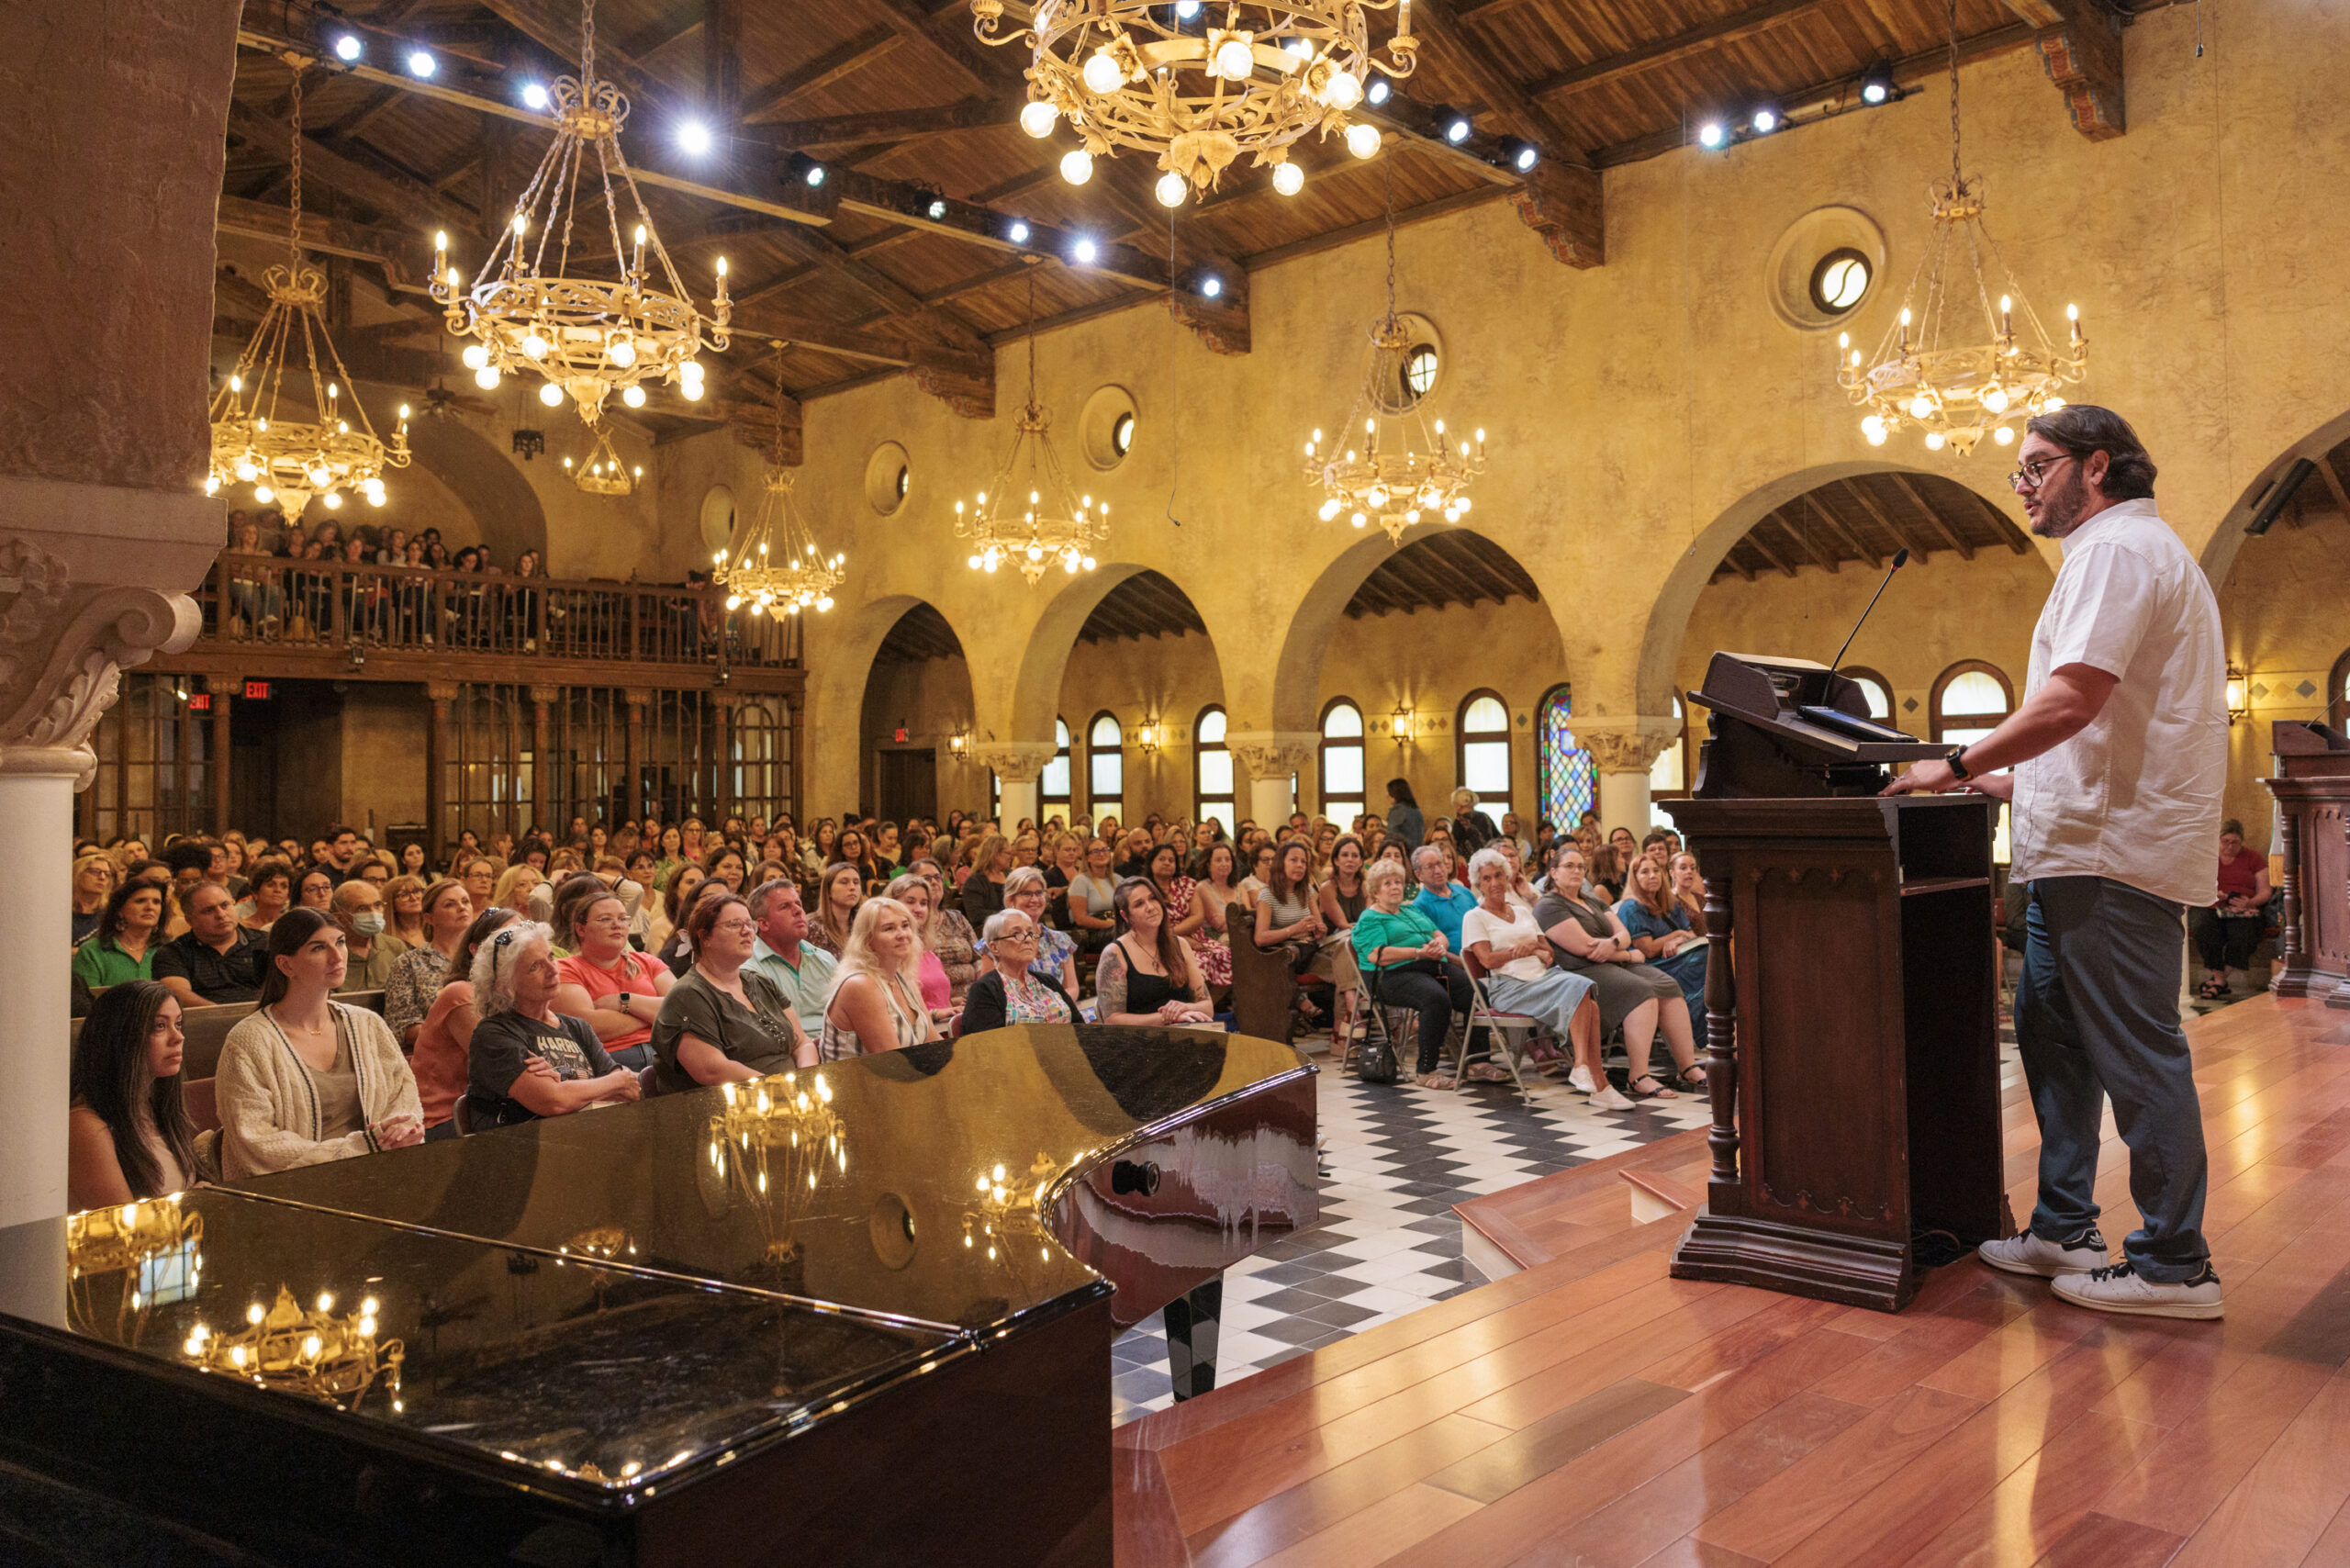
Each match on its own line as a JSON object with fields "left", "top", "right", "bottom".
{"left": 617, "top": 992, "right": 633, "bottom": 1016}
{"left": 1946, "top": 745, "right": 1973, "bottom": 781}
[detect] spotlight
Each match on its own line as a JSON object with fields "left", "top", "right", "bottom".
{"left": 1365, "top": 76, "right": 1390, "bottom": 106}
{"left": 332, "top": 33, "right": 363, "bottom": 62}
{"left": 677, "top": 120, "right": 712, "bottom": 155}
{"left": 1500, "top": 137, "right": 1539, "bottom": 172}
{"left": 406, "top": 49, "right": 436, "bottom": 77}
{"left": 520, "top": 81, "right": 550, "bottom": 109}
{"left": 1174, "top": 0, "right": 1201, "bottom": 15}
{"left": 1439, "top": 107, "right": 1473, "bottom": 144}
{"left": 1007, "top": 218, "right": 1031, "bottom": 243}
{"left": 1071, "top": 236, "right": 1099, "bottom": 264}
{"left": 804, "top": 163, "right": 825, "bottom": 186}
{"left": 1695, "top": 119, "right": 1728, "bottom": 149}
{"left": 1199, "top": 274, "right": 1223, "bottom": 298}
{"left": 1750, "top": 102, "right": 1781, "bottom": 134}
{"left": 927, "top": 198, "right": 947, "bottom": 218}
{"left": 1859, "top": 62, "right": 1897, "bottom": 106}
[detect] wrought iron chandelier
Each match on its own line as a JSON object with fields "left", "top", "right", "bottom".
{"left": 1837, "top": 0, "right": 2086, "bottom": 456}
{"left": 956, "top": 276, "right": 1108, "bottom": 584}
{"left": 562, "top": 424, "right": 641, "bottom": 496}
{"left": 1304, "top": 162, "right": 1484, "bottom": 545}
{"left": 208, "top": 73, "right": 409, "bottom": 516}
{"left": 431, "top": 0, "right": 729, "bottom": 426}
{"left": 971, "top": 0, "right": 1416, "bottom": 204}
{"left": 715, "top": 348, "right": 845, "bottom": 615}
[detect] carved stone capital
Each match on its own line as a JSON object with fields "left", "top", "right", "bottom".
{"left": 970, "top": 741, "right": 1057, "bottom": 783}
{"left": 1580, "top": 722, "right": 1679, "bottom": 774}
{"left": 0, "top": 535, "right": 198, "bottom": 788}
{"left": 1225, "top": 729, "right": 1317, "bottom": 778}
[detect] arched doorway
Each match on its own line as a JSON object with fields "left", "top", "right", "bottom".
{"left": 856, "top": 599, "right": 979, "bottom": 827}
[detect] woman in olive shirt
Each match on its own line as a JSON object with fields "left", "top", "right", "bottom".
{"left": 649, "top": 892, "right": 809, "bottom": 1095}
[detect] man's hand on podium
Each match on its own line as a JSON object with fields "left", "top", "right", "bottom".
{"left": 1882, "top": 760, "right": 2015, "bottom": 801}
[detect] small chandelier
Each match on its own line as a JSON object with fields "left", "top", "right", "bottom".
{"left": 956, "top": 277, "right": 1108, "bottom": 585}
{"left": 183, "top": 1284, "right": 405, "bottom": 1414}
{"left": 971, "top": 0, "right": 1416, "bottom": 204}
{"left": 715, "top": 346, "right": 845, "bottom": 615}
{"left": 1305, "top": 164, "right": 1484, "bottom": 545}
{"left": 562, "top": 425, "right": 641, "bottom": 496}
{"left": 208, "top": 73, "right": 409, "bottom": 517}
{"left": 431, "top": 0, "right": 729, "bottom": 426}
{"left": 1837, "top": 1, "right": 2086, "bottom": 457}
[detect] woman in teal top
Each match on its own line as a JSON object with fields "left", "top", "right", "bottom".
{"left": 73, "top": 881, "right": 166, "bottom": 989}
{"left": 1353, "top": 859, "right": 1477, "bottom": 1087}
{"left": 1615, "top": 856, "right": 1707, "bottom": 1017}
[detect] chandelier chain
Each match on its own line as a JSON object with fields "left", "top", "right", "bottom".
{"left": 1946, "top": 0, "right": 1962, "bottom": 192}
{"left": 1382, "top": 153, "right": 1397, "bottom": 323}
{"left": 287, "top": 71, "right": 304, "bottom": 261}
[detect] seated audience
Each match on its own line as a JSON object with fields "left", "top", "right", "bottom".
{"left": 913, "top": 857, "right": 979, "bottom": 997}
{"left": 647, "top": 862, "right": 708, "bottom": 961}
{"left": 2192, "top": 819, "right": 2273, "bottom": 999}
{"left": 1447, "top": 788, "right": 1501, "bottom": 855}
{"left": 551, "top": 887, "right": 676, "bottom": 1072}
{"left": 1096, "top": 878, "right": 1214, "bottom": 1027}
{"left": 1535, "top": 845, "right": 1704, "bottom": 1100}
{"left": 808, "top": 861, "right": 863, "bottom": 958}
{"left": 1045, "top": 834, "right": 1083, "bottom": 928}
{"left": 1317, "top": 834, "right": 1371, "bottom": 931}
{"left": 1065, "top": 838, "right": 1121, "bottom": 954}
{"left": 1113, "top": 828, "right": 1155, "bottom": 880}
{"left": 73, "top": 879, "right": 165, "bottom": 989}
{"left": 1617, "top": 856, "right": 1708, "bottom": 1017}
{"left": 983, "top": 866, "right": 1080, "bottom": 995}
{"left": 1352, "top": 859, "right": 1479, "bottom": 1089}
{"left": 296, "top": 867, "right": 338, "bottom": 911}
{"left": 1145, "top": 842, "right": 1206, "bottom": 944}
{"left": 455, "top": 856, "right": 498, "bottom": 911}
{"left": 240, "top": 861, "right": 294, "bottom": 934}
{"left": 1256, "top": 840, "right": 1360, "bottom": 1037}
{"left": 1409, "top": 845, "right": 1481, "bottom": 952}
{"left": 68, "top": 981, "right": 204, "bottom": 1209}
{"left": 383, "top": 879, "right": 475, "bottom": 1048}
{"left": 217, "top": 909, "right": 423, "bottom": 1177}
{"left": 462, "top": 922, "right": 642, "bottom": 1128}
{"left": 1188, "top": 843, "right": 1244, "bottom": 1003}
{"left": 960, "top": 832, "right": 1012, "bottom": 926}
{"left": 747, "top": 878, "right": 838, "bottom": 1039}
{"left": 383, "top": 874, "right": 429, "bottom": 947}
{"left": 1460, "top": 848, "right": 1613, "bottom": 1102}
{"left": 491, "top": 863, "right": 542, "bottom": 916}
{"left": 151, "top": 881, "right": 266, "bottom": 1006}
{"left": 72, "top": 853, "right": 117, "bottom": 946}
{"left": 410, "top": 908, "right": 516, "bottom": 1140}
{"left": 962, "top": 909, "right": 1079, "bottom": 1032}
{"left": 649, "top": 892, "right": 807, "bottom": 1092}
{"left": 883, "top": 871, "right": 958, "bottom": 1024}
{"left": 330, "top": 878, "right": 408, "bottom": 991}
{"left": 820, "top": 898, "right": 941, "bottom": 1059}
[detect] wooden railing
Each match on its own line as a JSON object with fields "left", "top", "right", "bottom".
{"left": 197, "top": 552, "right": 800, "bottom": 671}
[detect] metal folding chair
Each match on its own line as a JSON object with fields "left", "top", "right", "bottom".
{"left": 1460, "top": 951, "right": 1548, "bottom": 1106}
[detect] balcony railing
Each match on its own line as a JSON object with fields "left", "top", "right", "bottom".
{"left": 198, "top": 553, "right": 800, "bottom": 672}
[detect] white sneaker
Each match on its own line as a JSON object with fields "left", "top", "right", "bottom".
{"left": 2052, "top": 1260, "right": 2223, "bottom": 1320}
{"left": 1977, "top": 1226, "right": 2108, "bottom": 1278}
{"left": 1566, "top": 1064, "right": 1598, "bottom": 1095}
{"left": 1589, "top": 1085, "right": 1637, "bottom": 1112}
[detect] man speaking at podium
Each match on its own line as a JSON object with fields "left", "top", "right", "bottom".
{"left": 1884, "top": 406, "right": 2227, "bottom": 1320}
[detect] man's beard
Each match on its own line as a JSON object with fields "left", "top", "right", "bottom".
{"left": 2030, "top": 467, "right": 2091, "bottom": 538}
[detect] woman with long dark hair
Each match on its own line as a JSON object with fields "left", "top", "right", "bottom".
{"left": 68, "top": 981, "right": 201, "bottom": 1207}
{"left": 1094, "top": 879, "right": 1214, "bottom": 1027}
{"left": 73, "top": 879, "right": 165, "bottom": 989}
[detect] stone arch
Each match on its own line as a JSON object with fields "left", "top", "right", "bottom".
{"left": 1004, "top": 563, "right": 1229, "bottom": 746}
{"left": 363, "top": 390, "right": 550, "bottom": 567}
{"left": 806, "top": 593, "right": 984, "bottom": 811}
{"left": 2199, "top": 408, "right": 2350, "bottom": 586}
{"left": 1635, "top": 460, "right": 2029, "bottom": 717}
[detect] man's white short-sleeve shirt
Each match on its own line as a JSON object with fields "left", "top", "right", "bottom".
{"left": 2009, "top": 497, "right": 2227, "bottom": 907}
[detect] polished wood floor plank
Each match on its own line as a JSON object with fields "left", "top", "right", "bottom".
{"left": 1919, "top": 1295, "right": 2107, "bottom": 1403}
{"left": 2088, "top": 1351, "right": 2334, "bottom": 1537}
{"left": 1639, "top": 1294, "right": 1852, "bottom": 1393}
{"left": 1899, "top": 1410, "right": 2169, "bottom": 1568}
{"left": 1245, "top": 1483, "right": 1482, "bottom": 1568}
{"left": 2030, "top": 1510, "right": 2187, "bottom": 1568}
{"left": 1114, "top": 1443, "right": 1190, "bottom": 1568}
{"left": 2164, "top": 1374, "right": 2350, "bottom": 1568}
{"left": 1185, "top": 1412, "right": 1510, "bottom": 1568}
{"left": 1809, "top": 1282, "right": 2032, "bottom": 1409}
{"left": 2087, "top": 1327, "right": 2249, "bottom": 1430}
{"left": 1426, "top": 1379, "right": 1690, "bottom": 1505}
{"left": 1453, "top": 1282, "right": 1792, "bottom": 1431}
{"left": 1631, "top": 1540, "right": 1771, "bottom": 1568}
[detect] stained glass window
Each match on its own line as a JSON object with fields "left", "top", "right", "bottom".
{"left": 1536, "top": 684, "right": 1594, "bottom": 832}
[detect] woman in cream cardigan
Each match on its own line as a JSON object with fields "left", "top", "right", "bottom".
{"left": 216, "top": 908, "right": 423, "bottom": 1179}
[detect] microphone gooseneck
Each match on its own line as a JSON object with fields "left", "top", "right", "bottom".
{"left": 1829, "top": 547, "right": 1910, "bottom": 676}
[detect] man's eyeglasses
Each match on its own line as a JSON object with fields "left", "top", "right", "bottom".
{"left": 2008, "top": 453, "right": 2077, "bottom": 493}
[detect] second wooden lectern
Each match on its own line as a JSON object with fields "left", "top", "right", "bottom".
{"left": 2266, "top": 720, "right": 2350, "bottom": 1010}
{"left": 1665, "top": 653, "right": 2012, "bottom": 1313}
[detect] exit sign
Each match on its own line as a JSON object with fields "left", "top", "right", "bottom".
{"left": 893, "top": 727, "right": 908, "bottom": 743}
{"left": 243, "top": 679, "right": 273, "bottom": 700}
{"left": 187, "top": 692, "right": 211, "bottom": 712}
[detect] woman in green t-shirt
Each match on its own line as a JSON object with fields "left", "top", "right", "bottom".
{"left": 1352, "top": 859, "right": 1476, "bottom": 1088}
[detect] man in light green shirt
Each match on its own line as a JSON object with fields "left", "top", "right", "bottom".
{"left": 746, "top": 878, "right": 836, "bottom": 1037}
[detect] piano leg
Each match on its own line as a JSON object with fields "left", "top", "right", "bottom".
{"left": 1162, "top": 1274, "right": 1223, "bottom": 1402}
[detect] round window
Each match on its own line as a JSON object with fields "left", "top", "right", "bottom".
{"left": 1809, "top": 248, "right": 1872, "bottom": 315}
{"left": 864, "top": 442, "right": 912, "bottom": 515}
{"left": 1112, "top": 411, "right": 1136, "bottom": 455}
{"left": 895, "top": 464, "right": 910, "bottom": 500}
{"left": 1402, "top": 343, "right": 1439, "bottom": 399}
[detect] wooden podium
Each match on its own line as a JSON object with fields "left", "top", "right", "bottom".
{"left": 1664, "top": 653, "right": 2012, "bottom": 1313}
{"left": 2266, "top": 720, "right": 2350, "bottom": 1010}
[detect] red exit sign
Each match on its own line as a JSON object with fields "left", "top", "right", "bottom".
{"left": 187, "top": 692, "right": 211, "bottom": 712}
{"left": 893, "top": 727, "right": 909, "bottom": 743}
{"left": 243, "top": 679, "right": 273, "bottom": 700}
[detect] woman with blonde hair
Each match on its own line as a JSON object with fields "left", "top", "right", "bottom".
{"left": 810, "top": 861, "right": 864, "bottom": 958}
{"left": 382, "top": 874, "right": 431, "bottom": 948}
{"left": 980, "top": 865, "right": 1081, "bottom": 995}
{"left": 820, "top": 897, "right": 938, "bottom": 1059}
{"left": 883, "top": 871, "right": 957, "bottom": 1023}
{"left": 72, "top": 851, "right": 118, "bottom": 945}
{"left": 492, "top": 862, "right": 542, "bottom": 915}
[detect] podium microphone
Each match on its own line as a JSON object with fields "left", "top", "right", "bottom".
{"left": 1828, "top": 547, "right": 1909, "bottom": 673}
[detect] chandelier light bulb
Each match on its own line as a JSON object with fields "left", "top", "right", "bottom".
{"left": 1059, "top": 147, "right": 1094, "bottom": 185}
{"left": 622, "top": 385, "right": 646, "bottom": 408}
{"left": 1908, "top": 395, "right": 1934, "bottom": 420}
{"left": 1994, "top": 426, "right": 2015, "bottom": 445}
{"left": 1081, "top": 555, "right": 1096, "bottom": 570}
{"left": 608, "top": 336, "right": 637, "bottom": 368}
{"left": 540, "top": 382, "right": 565, "bottom": 407}
{"left": 1319, "top": 499, "right": 1341, "bottom": 521}
{"left": 252, "top": 485, "right": 274, "bottom": 503}
{"left": 235, "top": 461, "right": 259, "bottom": 482}
{"left": 322, "top": 492, "right": 341, "bottom": 509}
{"left": 475, "top": 364, "right": 501, "bottom": 390}
{"left": 1351, "top": 511, "right": 1367, "bottom": 528}
{"left": 1155, "top": 171, "right": 1188, "bottom": 207}
{"left": 1082, "top": 50, "right": 1125, "bottom": 94}
{"left": 1019, "top": 100, "right": 1059, "bottom": 139}
{"left": 1862, "top": 414, "right": 1888, "bottom": 445}
{"left": 1982, "top": 386, "right": 2009, "bottom": 414}
{"left": 521, "top": 330, "right": 549, "bottom": 360}
{"left": 1322, "top": 70, "right": 1364, "bottom": 110}
{"left": 1213, "top": 37, "right": 1255, "bottom": 80}
{"left": 1345, "top": 123, "right": 1382, "bottom": 159}
{"left": 1271, "top": 161, "right": 1304, "bottom": 196}
{"left": 462, "top": 343, "right": 489, "bottom": 370}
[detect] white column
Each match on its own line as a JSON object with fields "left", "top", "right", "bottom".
{"left": 1227, "top": 732, "right": 1316, "bottom": 830}
{"left": 1249, "top": 773, "right": 1295, "bottom": 827}
{"left": 0, "top": 754, "right": 80, "bottom": 1228}
{"left": 1597, "top": 769, "right": 1652, "bottom": 835}
{"left": 998, "top": 778, "right": 1040, "bottom": 836}
{"left": 1584, "top": 725, "right": 1678, "bottom": 836}
{"left": 974, "top": 742, "right": 1057, "bottom": 840}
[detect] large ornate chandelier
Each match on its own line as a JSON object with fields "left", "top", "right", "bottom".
{"left": 956, "top": 278, "right": 1108, "bottom": 585}
{"left": 716, "top": 351, "right": 846, "bottom": 615}
{"left": 562, "top": 425, "right": 640, "bottom": 496}
{"left": 1304, "top": 167, "right": 1484, "bottom": 545}
{"left": 183, "top": 1284, "right": 405, "bottom": 1413}
{"left": 431, "top": 0, "right": 728, "bottom": 426}
{"left": 208, "top": 74, "right": 409, "bottom": 517}
{"left": 1837, "top": 1, "right": 2086, "bottom": 457}
{"left": 971, "top": 0, "right": 1416, "bottom": 203}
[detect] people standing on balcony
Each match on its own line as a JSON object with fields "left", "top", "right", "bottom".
{"left": 508, "top": 550, "right": 544, "bottom": 650}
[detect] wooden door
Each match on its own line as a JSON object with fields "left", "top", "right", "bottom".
{"left": 878, "top": 748, "right": 936, "bottom": 824}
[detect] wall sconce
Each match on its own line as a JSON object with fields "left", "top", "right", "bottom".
{"left": 948, "top": 730, "right": 969, "bottom": 758}
{"left": 1136, "top": 719, "right": 1161, "bottom": 756}
{"left": 1389, "top": 702, "right": 1416, "bottom": 743}
{"left": 2225, "top": 666, "right": 2250, "bottom": 726}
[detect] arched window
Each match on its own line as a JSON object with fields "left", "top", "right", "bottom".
{"left": 1839, "top": 666, "right": 1897, "bottom": 722}
{"left": 1042, "top": 716, "right": 1071, "bottom": 817}
{"left": 1194, "top": 705, "right": 1234, "bottom": 833}
{"left": 1088, "top": 711, "right": 1123, "bottom": 825}
{"left": 2333, "top": 648, "right": 2350, "bottom": 734}
{"left": 1649, "top": 694, "right": 1687, "bottom": 800}
{"left": 1458, "top": 690, "right": 1512, "bottom": 807}
{"left": 1931, "top": 661, "right": 2014, "bottom": 746}
{"left": 1320, "top": 699, "right": 1366, "bottom": 823}
{"left": 1535, "top": 685, "right": 1595, "bottom": 833}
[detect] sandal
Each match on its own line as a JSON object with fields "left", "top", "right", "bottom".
{"left": 1675, "top": 1065, "right": 1709, "bottom": 1092}
{"left": 2194, "top": 977, "right": 2229, "bottom": 1001}
{"left": 1464, "top": 1062, "right": 1511, "bottom": 1083}
{"left": 1415, "top": 1070, "right": 1458, "bottom": 1090}
{"left": 1628, "top": 1075, "right": 1681, "bottom": 1099}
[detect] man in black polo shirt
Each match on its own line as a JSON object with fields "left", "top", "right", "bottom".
{"left": 152, "top": 881, "right": 265, "bottom": 1006}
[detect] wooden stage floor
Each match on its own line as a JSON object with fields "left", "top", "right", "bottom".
{"left": 1113, "top": 993, "right": 2350, "bottom": 1568}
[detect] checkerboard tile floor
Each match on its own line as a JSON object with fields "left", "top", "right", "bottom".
{"left": 1110, "top": 1003, "right": 2027, "bottom": 1424}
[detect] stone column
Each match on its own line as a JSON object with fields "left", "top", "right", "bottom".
{"left": 1583, "top": 724, "right": 1679, "bottom": 834}
{"left": 976, "top": 743, "right": 1057, "bottom": 837}
{"left": 426, "top": 679, "right": 457, "bottom": 851}
{"left": 206, "top": 673, "right": 232, "bottom": 834}
{"left": 625, "top": 688, "right": 651, "bottom": 823}
{"left": 531, "top": 684, "right": 560, "bottom": 831}
{"left": 1228, "top": 732, "right": 1316, "bottom": 828}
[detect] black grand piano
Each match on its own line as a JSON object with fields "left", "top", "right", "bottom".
{"left": 0, "top": 1025, "right": 1317, "bottom": 1567}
